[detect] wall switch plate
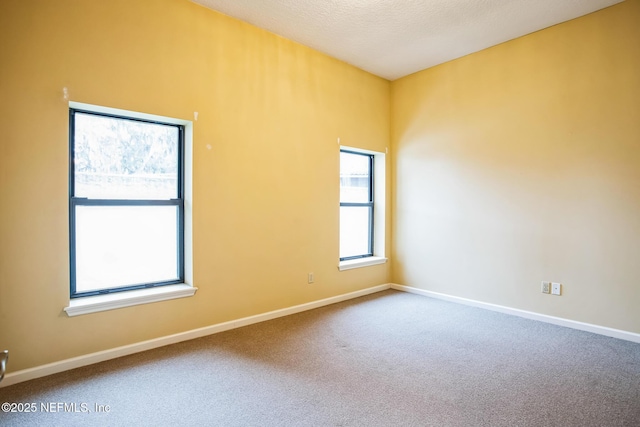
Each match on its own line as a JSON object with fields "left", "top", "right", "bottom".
{"left": 551, "top": 282, "right": 562, "bottom": 296}
{"left": 541, "top": 281, "right": 551, "bottom": 294}
{"left": 308, "top": 273, "right": 314, "bottom": 284}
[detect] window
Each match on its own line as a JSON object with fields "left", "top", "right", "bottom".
{"left": 338, "top": 146, "right": 387, "bottom": 270}
{"left": 340, "top": 150, "right": 374, "bottom": 260}
{"left": 69, "top": 106, "right": 185, "bottom": 298}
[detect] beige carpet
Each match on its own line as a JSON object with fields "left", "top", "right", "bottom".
{"left": 1, "top": 290, "right": 639, "bottom": 426}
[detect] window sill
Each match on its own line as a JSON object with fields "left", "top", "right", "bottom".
{"left": 338, "top": 256, "right": 387, "bottom": 271}
{"left": 64, "top": 284, "right": 197, "bottom": 317}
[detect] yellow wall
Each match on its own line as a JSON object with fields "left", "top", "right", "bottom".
{"left": 392, "top": 0, "right": 640, "bottom": 333}
{"left": 0, "top": 0, "right": 391, "bottom": 372}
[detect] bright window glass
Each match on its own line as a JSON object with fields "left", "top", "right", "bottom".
{"left": 75, "top": 205, "right": 179, "bottom": 292}
{"left": 339, "top": 206, "right": 371, "bottom": 259}
{"left": 73, "top": 112, "right": 179, "bottom": 200}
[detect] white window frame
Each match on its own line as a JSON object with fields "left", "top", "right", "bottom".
{"left": 338, "top": 145, "right": 387, "bottom": 271}
{"left": 64, "top": 102, "right": 196, "bottom": 316}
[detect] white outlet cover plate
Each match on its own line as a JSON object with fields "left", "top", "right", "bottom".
{"left": 551, "top": 282, "right": 562, "bottom": 295}
{"left": 541, "top": 281, "right": 550, "bottom": 294}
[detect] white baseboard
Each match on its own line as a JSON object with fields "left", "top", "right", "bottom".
{"left": 5, "top": 282, "right": 637, "bottom": 388}
{"left": 390, "top": 283, "right": 640, "bottom": 344}
{"left": 1, "top": 284, "right": 392, "bottom": 387}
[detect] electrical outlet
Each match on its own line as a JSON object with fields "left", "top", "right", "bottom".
{"left": 308, "top": 273, "right": 314, "bottom": 284}
{"left": 541, "top": 281, "right": 551, "bottom": 294}
{"left": 551, "top": 282, "right": 562, "bottom": 296}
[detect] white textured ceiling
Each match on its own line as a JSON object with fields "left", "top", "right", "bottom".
{"left": 191, "top": 0, "right": 624, "bottom": 80}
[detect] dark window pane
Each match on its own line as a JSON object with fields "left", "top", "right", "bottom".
{"left": 74, "top": 113, "right": 179, "bottom": 199}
